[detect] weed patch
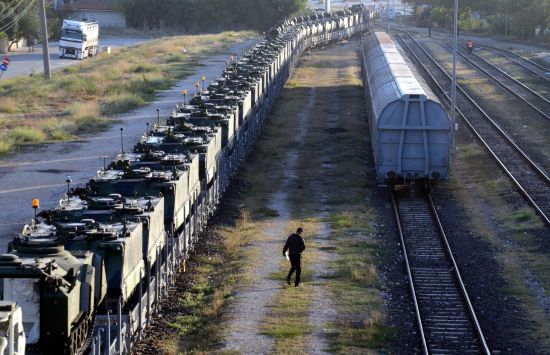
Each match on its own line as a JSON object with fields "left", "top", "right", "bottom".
{"left": 9, "top": 127, "right": 46, "bottom": 143}
{"left": 262, "top": 273, "right": 314, "bottom": 351}
{"left": 503, "top": 207, "right": 544, "bottom": 232}
{"left": 255, "top": 207, "right": 280, "bottom": 218}
{"left": 329, "top": 209, "right": 375, "bottom": 232}
{"left": 160, "top": 210, "right": 259, "bottom": 352}
{"left": 0, "top": 137, "right": 13, "bottom": 154}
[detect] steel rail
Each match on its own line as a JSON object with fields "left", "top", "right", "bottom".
{"left": 395, "top": 32, "right": 550, "bottom": 226}
{"left": 389, "top": 189, "right": 429, "bottom": 355}
{"left": 390, "top": 186, "right": 490, "bottom": 354}
{"left": 440, "top": 42, "right": 550, "bottom": 121}
{"left": 427, "top": 192, "right": 491, "bottom": 354}
{"left": 477, "top": 43, "right": 550, "bottom": 82}
{"left": 378, "top": 22, "right": 550, "bottom": 84}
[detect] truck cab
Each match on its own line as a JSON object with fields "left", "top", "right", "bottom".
{"left": 59, "top": 19, "right": 99, "bottom": 60}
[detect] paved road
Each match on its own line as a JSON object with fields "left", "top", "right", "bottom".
{"left": 1, "top": 37, "right": 153, "bottom": 79}
{"left": 0, "top": 39, "right": 255, "bottom": 251}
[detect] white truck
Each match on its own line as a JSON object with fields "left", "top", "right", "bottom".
{"left": 59, "top": 19, "right": 99, "bottom": 60}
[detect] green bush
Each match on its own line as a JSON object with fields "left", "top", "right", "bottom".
{"left": 9, "top": 127, "right": 47, "bottom": 143}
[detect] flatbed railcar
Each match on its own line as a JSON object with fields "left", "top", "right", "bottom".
{"left": 0, "top": 7, "right": 371, "bottom": 355}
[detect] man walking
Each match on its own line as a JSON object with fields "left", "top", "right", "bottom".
{"left": 283, "top": 227, "right": 306, "bottom": 287}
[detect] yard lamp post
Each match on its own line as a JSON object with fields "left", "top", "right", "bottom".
{"left": 120, "top": 128, "right": 124, "bottom": 154}
{"left": 451, "top": 0, "right": 458, "bottom": 143}
{"left": 65, "top": 175, "right": 72, "bottom": 198}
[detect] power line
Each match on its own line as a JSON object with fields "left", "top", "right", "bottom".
{"left": 0, "top": 1, "right": 35, "bottom": 32}
{"left": 0, "top": 0, "right": 37, "bottom": 33}
{"left": 0, "top": 0, "right": 28, "bottom": 22}
{"left": 0, "top": 0, "right": 27, "bottom": 21}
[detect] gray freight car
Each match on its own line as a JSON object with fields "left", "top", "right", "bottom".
{"left": 361, "top": 32, "right": 451, "bottom": 184}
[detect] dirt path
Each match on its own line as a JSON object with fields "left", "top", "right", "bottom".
{"left": 221, "top": 86, "right": 317, "bottom": 353}
{"left": 302, "top": 57, "right": 347, "bottom": 354}
{"left": 305, "top": 220, "right": 337, "bottom": 354}
{"left": 222, "top": 40, "right": 373, "bottom": 353}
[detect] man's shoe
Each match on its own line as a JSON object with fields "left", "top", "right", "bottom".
{"left": 286, "top": 278, "right": 291, "bottom": 286}
{"left": 294, "top": 283, "right": 301, "bottom": 287}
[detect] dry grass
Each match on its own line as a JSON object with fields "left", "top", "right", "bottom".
{"left": 0, "top": 31, "right": 253, "bottom": 154}
{"left": 0, "top": 97, "right": 18, "bottom": 113}
{"left": 165, "top": 210, "right": 259, "bottom": 352}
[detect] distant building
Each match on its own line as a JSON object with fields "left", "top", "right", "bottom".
{"left": 60, "top": 0, "right": 126, "bottom": 28}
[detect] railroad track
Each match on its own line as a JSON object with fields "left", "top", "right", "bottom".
{"left": 395, "top": 32, "right": 550, "bottom": 226}
{"left": 474, "top": 43, "right": 550, "bottom": 84}
{"left": 390, "top": 185, "right": 490, "bottom": 354}
{"left": 379, "top": 23, "right": 550, "bottom": 88}
{"left": 439, "top": 42, "right": 550, "bottom": 121}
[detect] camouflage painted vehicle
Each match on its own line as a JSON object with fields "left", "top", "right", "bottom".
{"left": 89, "top": 151, "right": 201, "bottom": 238}
{"left": 0, "top": 235, "right": 105, "bottom": 354}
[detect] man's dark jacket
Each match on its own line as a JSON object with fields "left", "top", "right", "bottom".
{"left": 283, "top": 233, "right": 306, "bottom": 256}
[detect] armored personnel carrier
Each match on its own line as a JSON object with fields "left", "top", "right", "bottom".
{"left": 1, "top": 236, "right": 104, "bottom": 354}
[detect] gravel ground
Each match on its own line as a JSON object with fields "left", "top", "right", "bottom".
{"left": 418, "top": 38, "right": 550, "bottom": 172}
{"left": 370, "top": 189, "right": 418, "bottom": 354}
{"left": 220, "top": 201, "right": 284, "bottom": 354}
{"left": 432, "top": 183, "right": 543, "bottom": 353}
{"left": 389, "top": 21, "right": 550, "bottom": 65}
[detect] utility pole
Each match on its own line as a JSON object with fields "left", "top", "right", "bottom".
{"left": 38, "top": 0, "right": 51, "bottom": 80}
{"left": 451, "top": 0, "right": 458, "bottom": 141}
{"left": 325, "top": 0, "right": 331, "bottom": 13}
{"left": 386, "top": 0, "right": 390, "bottom": 33}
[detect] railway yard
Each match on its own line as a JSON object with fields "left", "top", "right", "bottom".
{"left": 0, "top": 8, "right": 549, "bottom": 355}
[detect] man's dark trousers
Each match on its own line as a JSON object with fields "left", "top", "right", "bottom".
{"left": 287, "top": 253, "right": 301, "bottom": 286}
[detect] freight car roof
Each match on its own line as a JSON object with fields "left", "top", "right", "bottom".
{"left": 363, "top": 32, "right": 440, "bottom": 120}
{"left": 374, "top": 31, "right": 426, "bottom": 97}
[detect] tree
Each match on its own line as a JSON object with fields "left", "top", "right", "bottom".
{"left": 0, "top": 0, "right": 40, "bottom": 50}
{"left": 412, "top": 0, "right": 550, "bottom": 41}
{"left": 120, "top": 0, "right": 308, "bottom": 31}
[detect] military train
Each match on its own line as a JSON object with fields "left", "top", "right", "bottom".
{"left": 361, "top": 31, "right": 452, "bottom": 184}
{"left": 0, "top": 7, "right": 371, "bottom": 355}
